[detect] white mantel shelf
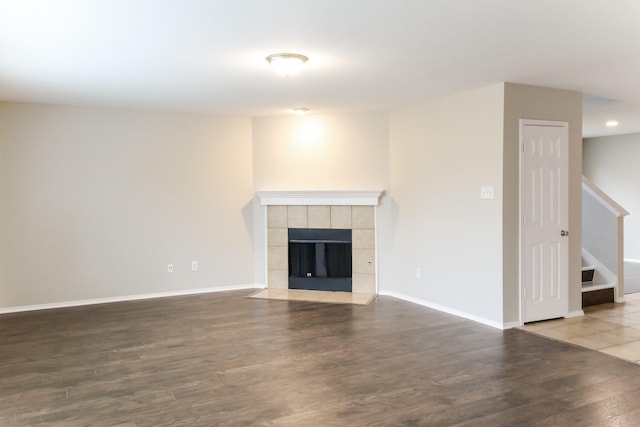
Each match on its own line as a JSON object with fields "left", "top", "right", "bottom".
{"left": 255, "top": 190, "right": 384, "bottom": 206}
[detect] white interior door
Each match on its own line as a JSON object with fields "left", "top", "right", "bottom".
{"left": 520, "top": 120, "right": 569, "bottom": 323}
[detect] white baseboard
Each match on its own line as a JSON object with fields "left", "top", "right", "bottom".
{"left": 502, "top": 321, "right": 522, "bottom": 329}
{"left": 0, "top": 284, "right": 263, "bottom": 315}
{"left": 565, "top": 310, "right": 585, "bottom": 318}
{"left": 378, "top": 290, "right": 509, "bottom": 330}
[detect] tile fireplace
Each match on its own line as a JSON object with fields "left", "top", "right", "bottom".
{"left": 255, "top": 191, "right": 383, "bottom": 295}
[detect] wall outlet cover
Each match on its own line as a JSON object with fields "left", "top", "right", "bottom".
{"left": 480, "top": 186, "right": 495, "bottom": 199}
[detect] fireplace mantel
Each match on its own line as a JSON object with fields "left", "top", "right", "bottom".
{"left": 255, "top": 190, "right": 384, "bottom": 206}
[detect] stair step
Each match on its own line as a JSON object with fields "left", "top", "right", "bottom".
{"left": 582, "top": 287, "right": 614, "bottom": 308}
{"left": 581, "top": 282, "right": 615, "bottom": 292}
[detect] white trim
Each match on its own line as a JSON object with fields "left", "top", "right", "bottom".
{"left": 565, "top": 310, "right": 585, "bottom": 318}
{"left": 379, "top": 290, "right": 508, "bottom": 330}
{"left": 518, "top": 121, "right": 523, "bottom": 325}
{"left": 255, "top": 190, "right": 384, "bottom": 206}
{"left": 624, "top": 258, "right": 640, "bottom": 264}
{"left": 521, "top": 119, "right": 569, "bottom": 128}
{"left": 581, "top": 283, "right": 616, "bottom": 293}
{"left": 503, "top": 321, "right": 522, "bottom": 329}
{"left": 582, "top": 175, "right": 629, "bottom": 218}
{"left": 0, "top": 284, "right": 262, "bottom": 315}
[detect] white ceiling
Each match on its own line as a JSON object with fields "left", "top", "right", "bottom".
{"left": 1, "top": 0, "right": 639, "bottom": 138}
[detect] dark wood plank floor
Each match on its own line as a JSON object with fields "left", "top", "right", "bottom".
{"left": 2, "top": 291, "right": 640, "bottom": 426}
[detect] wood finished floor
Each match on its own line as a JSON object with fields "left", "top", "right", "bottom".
{"left": 2, "top": 291, "right": 640, "bottom": 426}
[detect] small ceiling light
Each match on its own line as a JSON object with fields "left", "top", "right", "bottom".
{"left": 606, "top": 120, "right": 619, "bottom": 127}
{"left": 266, "top": 53, "right": 308, "bottom": 76}
{"left": 290, "top": 108, "right": 309, "bottom": 115}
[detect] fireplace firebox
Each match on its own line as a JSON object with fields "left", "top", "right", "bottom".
{"left": 288, "top": 228, "right": 352, "bottom": 292}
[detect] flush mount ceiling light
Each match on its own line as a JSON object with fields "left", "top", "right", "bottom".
{"left": 290, "top": 108, "right": 309, "bottom": 115}
{"left": 266, "top": 53, "right": 308, "bottom": 76}
{"left": 606, "top": 120, "right": 619, "bottom": 127}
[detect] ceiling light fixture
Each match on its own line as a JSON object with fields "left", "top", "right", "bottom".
{"left": 290, "top": 108, "right": 309, "bottom": 115}
{"left": 266, "top": 53, "right": 308, "bottom": 76}
{"left": 606, "top": 120, "right": 619, "bottom": 127}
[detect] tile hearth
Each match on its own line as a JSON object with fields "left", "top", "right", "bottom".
{"left": 247, "top": 289, "right": 376, "bottom": 305}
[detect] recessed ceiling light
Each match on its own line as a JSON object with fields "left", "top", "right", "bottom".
{"left": 266, "top": 53, "right": 308, "bottom": 76}
{"left": 290, "top": 108, "right": 309, "bottom": 115}
{"left": 606, "top": 120, "right": 619, "bottom": 127}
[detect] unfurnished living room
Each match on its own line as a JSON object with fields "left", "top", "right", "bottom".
{"left": 3, "top": 1, "right": 640, "bottom": 426}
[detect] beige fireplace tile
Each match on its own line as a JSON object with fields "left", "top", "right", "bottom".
{"left": 268, "top": 246, "right": 288, "bottom": 271}
{"left": 353, "top": 248, "right": 375, "bottom": 274}
{"left": 268, "top": 206, "right": 288, "bottom": 228}
{"left": 288, "top": 206, "right": 308, "bottom": 228}
{"left": 352, "top": 206, "right": 374, "bottom": 229}
{"left": 353, "top": 273, "right": 376, "bottom": 294}
{"left": 352, "top": 229, "right": 375, "bottom": 249}
{"left": 331, "top": 205, "right": 352, "bottom": 229}
{"left": 248, "top": 289, "right": 376, "bottom": 305}
{"left": 268, "top": 227, "right": 288, "bottom": 247}
{"left": 268, "top": 269, "right": 289, "bottom": 289}
{"left": 308, "top": 206, "right": 331, "bottom": 229}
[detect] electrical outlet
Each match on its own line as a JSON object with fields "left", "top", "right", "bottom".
{"left": 167, "top": 264, "right": 174, "bottom": 273}
{"left": 192, "top": 261, "right": 198, "bottom": 272}
{"left": 480, "top": 186, "right": 495, "bottom": 199}
{"left": 416, "top": 267, "right": 422, "bottom": 279}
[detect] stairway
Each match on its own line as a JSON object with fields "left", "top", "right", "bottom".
{"left": 581, "top": 175, "right": 627, "bottom": 308}
{"left": 581, "top": 263, "right": 615, "bottom": 307}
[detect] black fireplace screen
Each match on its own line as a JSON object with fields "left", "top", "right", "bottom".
{"left": 288, "top": 228, "right": 352, "bottom": 292}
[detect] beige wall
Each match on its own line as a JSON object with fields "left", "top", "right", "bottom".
{"left": 388, "top": 84, "right": 506, "bottom": 325}
{"left": 252, "top": 112, "right": 390, "bottom": 191}
{"left": 388, "top": 83, "right": 582, "bottom": 326}
{"left": 583, "top": 133, "right": 640, "bottom": 260}
{"left": 0, "top": 103, "right": 254, "bottom": 308}
{"left": 1, "top": 86, "right": 582, "bottom": 325}
{"left": 503, "top": 83, "right": 583, "bottom": 322}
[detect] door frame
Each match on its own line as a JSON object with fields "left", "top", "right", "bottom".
{"left": 519, "top": 119, "right": 570, "bottom": 325}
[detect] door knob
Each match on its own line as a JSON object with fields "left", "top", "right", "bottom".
{"left": 561, "top": 230, "right": 569, "bottom": 236}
